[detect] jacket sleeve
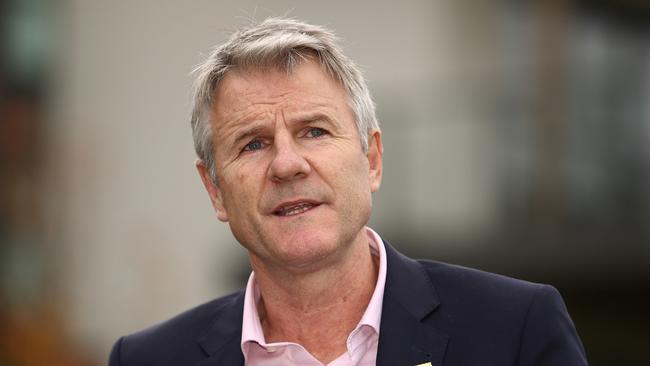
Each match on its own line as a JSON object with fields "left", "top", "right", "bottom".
{"left": 517, "top": 285, "right": 588, "bottom": 366}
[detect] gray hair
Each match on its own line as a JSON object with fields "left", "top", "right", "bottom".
{"left": 190, "top": 17, "right": 379, "bottom": 182}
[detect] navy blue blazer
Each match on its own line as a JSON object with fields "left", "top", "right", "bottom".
{"left": 109, "top": 241, "right": 587, "bottom": 365}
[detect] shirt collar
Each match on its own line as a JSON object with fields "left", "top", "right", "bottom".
{"left": 240, "top": 226, "right": 387, "bottom": 354}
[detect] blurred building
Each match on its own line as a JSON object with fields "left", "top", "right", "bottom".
{"left": 1, "top": 0, "right": 648, "bottom": 365}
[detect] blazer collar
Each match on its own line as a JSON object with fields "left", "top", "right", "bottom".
{"left": 194, "top": 291, "right": 246, "bottom": 366}
{"left": 377, "top": 240, "right": 449, "bottom": 366}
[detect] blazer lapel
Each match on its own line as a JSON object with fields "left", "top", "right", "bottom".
{"left": 376, "top": 241, "right": 449, "bottom": 366}
{"left": 194, "top": 292, "right": 246, "bottom": 366}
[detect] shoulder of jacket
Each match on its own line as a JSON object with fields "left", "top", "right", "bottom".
{"left": 114, "top": 289, "right": 245, "bottom": 364}
{"left": 415, "top": 259, "right": 547, "bottom": 306}
{"left": 130, "top": 290, "right": 243, "bottom": 340}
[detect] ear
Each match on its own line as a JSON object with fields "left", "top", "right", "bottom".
{"left": 366, "top": 130, "right": 383, "bottom": 193}
{"left": 195, "top": 159, "right": 229, "bottom": 222}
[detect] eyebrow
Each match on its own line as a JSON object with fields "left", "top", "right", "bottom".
{"left": 232, "top": 125, "right": 267, "bottom": 148}
{"left": 229, "top": 112, "right": 338, "bottom": 149}
{"left": 289, "top": 112, "right": 337, "bottom": 127}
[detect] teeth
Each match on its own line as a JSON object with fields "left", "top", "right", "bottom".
{"left": 277, "top": 202, "right": 314, "bottom": 216}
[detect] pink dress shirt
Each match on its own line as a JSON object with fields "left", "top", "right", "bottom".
{"left": 240, "top": 227, "right": 387, "bottom": 366}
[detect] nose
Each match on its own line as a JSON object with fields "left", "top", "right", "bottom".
{"left": 268, "top": 133, "right": 311, "bottom": 182}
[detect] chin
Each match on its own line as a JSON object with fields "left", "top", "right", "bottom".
{"left": 269, "top": 229, "right": 345, "bottom": 269}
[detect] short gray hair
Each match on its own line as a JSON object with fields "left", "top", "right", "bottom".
{"left": 190, "top": 17, "right": 379, "bottom": 182}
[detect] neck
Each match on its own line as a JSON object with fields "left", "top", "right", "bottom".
{"left": 250, "top": 228, "right": 378, "bottom": 363}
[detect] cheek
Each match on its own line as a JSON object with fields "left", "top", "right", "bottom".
{"left": 346, "top": 153, "right": 370, "bottom": 184}
{"left": 237, "top": 171, "right": 246, "bottom": 184}
{"left": 225, "top": 167, "right": 265, "bottom": 213}
{"left": 330, "top": 155, "right": 371, "bottom": 199}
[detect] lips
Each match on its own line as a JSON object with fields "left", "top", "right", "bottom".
{"left": 272, "top": 200, "right": 320, "bottom": 217}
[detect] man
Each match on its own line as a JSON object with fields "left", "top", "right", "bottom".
{"left": 109, "top": 18, "right": 587, "bottom": 366}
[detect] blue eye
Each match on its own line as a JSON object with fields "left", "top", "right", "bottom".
{"left": 244, "top": 140, "right": 263, "bottom": 151}
{"left": 309, "top": 128, "right": 326, "bottom": 138}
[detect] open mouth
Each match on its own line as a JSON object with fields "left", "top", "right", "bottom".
{"left": 273, "top": 202, "right": 319, "bottom": 217}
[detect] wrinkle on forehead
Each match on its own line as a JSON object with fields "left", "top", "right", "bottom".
{"left": 214, "top": 61, "right": 346, "bottom": 112}
{"left": 209, "top": 60, "right": 355, "bottom": 159}
{"left": 215, "top": 78, "right": 341, "bottom": 118}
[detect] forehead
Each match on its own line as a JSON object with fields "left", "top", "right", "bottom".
{"left": 211, "top": 60, "right": 350, "bottom": 121}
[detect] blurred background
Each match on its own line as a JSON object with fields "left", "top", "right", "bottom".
{"left": 1, "top": 0, "right": 648, "bottom": 365}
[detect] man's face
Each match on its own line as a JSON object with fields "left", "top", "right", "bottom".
{"left": 197, "top": 60, "right": 383, "bottom": 271}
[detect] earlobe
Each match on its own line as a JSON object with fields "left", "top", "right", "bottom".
{"left": 195, "top": 159, "right": 229, "bottom": 222}
{"left": 367, "top": 130, "right": 384, "bottom": 193}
